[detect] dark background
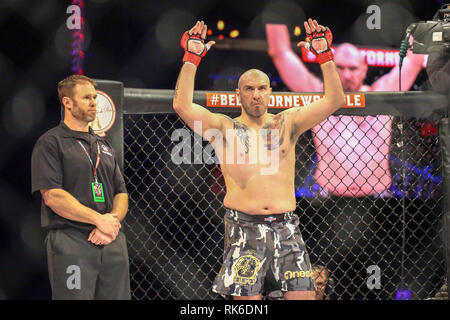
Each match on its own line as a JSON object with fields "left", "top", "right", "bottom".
{"left": 0, "top": 0, "right": 445, "bottom": 299}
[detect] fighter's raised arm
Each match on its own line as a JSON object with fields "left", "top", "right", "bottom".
{"left": 266, "top": 23, "right": 323, "bottom": 92}
{"left": 173, "top": 21, "right": 232, "bottom": 139}
{"left": 282, "top": 19, "right": 345, "bottom": 139}
{"left": 371, "top": 42, "right": 425, "bottom": 91}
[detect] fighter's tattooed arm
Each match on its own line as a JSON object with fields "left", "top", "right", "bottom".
{"left": 261, "top": 113, "right": 286, "bottom": 150}
{"left": 173, "top": 63, "right": 234, "bottom": 138}
{"left": 233, "top": 120, "right": 251, "bottom": 153}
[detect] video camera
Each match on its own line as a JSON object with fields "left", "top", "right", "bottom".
{"left": 407, "top": 4, "right": 450, "bottom": 54}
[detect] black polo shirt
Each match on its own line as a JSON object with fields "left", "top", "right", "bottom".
{"left": 31, "top": 121, "right": 127, "bottom": 234}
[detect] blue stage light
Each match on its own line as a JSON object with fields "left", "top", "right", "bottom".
{"left": 395, "top": 289, "right": 413, "bottom": 300}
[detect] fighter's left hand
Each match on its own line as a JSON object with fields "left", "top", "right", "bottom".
{"left": 297, "top": 18, "right": 334, "bottom": 64}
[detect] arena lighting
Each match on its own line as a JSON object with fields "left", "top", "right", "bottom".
{"left": 294, "top": 25, "right": 301, "bottom": 36}
{"left": 71, "top": 0, "right": 85, "bottom": 75}
{"left": 217, "top": 20, "right": 225, "bottom": 31}
{"left": 395, "top": 289, "right": 413, "bottom": 300}
{"left": 421, "top": 122, "right": 438, "bottom": 137}
{"left": 229, "top": 30, "right": 239, "bottom": 38}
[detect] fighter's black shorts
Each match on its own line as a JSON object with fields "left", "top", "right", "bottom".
{"left": 212, "top": 208, "right": 315, "bottom": 297}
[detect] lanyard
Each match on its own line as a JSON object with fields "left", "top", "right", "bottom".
{"left": 77, "top": 140, "right": 101, "bottom": 182}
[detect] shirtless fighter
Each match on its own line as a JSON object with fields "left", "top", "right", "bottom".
{"left": 173, "top": 19, "right": 345, "bottom": 300}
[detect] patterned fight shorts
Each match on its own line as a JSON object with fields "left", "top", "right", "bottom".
{"left": 212, "top": 207, "right": 315, "bottom": 297}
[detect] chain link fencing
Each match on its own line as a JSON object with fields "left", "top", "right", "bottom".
{"left": 122, "top": 112, "right": 446, "bottom": 300}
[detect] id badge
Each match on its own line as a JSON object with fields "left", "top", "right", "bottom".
{"left": 92, "top": 181, "right": 105, "bottom": 202}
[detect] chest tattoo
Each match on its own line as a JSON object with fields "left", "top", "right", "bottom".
{"left": 233, "top": 121, "right": 250, "bottom": 153}
{"left": 261, "top": 114, "right": 286, "bottom": 150}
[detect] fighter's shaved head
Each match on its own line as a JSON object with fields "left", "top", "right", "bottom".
{"left": 334, "top": 43, "right": 368, "bottom": 91}
{"left": 236, "top": 68, "right": 272, "bottom": 119}
{"left": 334, "top": 43, "right": 366, "bottom": 66}
{"left": 238, "top": 69, "right": 270, "bottom": 90}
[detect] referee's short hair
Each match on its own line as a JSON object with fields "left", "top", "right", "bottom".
{"left": 57, "top": 74, "right": 96, "bottom": 117}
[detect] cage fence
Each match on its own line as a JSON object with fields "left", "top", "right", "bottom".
{"left": 122, "top": 112, "right": 446, "bottom": 300}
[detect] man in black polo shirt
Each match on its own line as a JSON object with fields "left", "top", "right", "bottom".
{"left": 31, "top": 75, "right": 130, "bottom": 299}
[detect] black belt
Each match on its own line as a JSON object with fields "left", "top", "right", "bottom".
{"left": 226, "top": 208, "right": 291, "bottom": 224}
{"left": 252, "top": 214, "right": 286, "bottom": 224}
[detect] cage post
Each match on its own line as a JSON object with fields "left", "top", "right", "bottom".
{"left": 438, "top": 88, "right": 450, "bottom": 299}
{"left": 93, "top": 79, "right": 125, "bottom": 170}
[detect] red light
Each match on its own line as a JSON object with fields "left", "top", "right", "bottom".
{"left": 421, "top": 122, "right": 437, "bottom": 137}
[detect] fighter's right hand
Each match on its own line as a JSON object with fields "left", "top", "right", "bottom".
{"left": 94, "top": 213, "right": 120, "bottom": 240}
{"left": 180, "top": 20, "right": 215, "bottom": 67}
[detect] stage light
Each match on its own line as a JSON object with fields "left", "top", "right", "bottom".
{"left": 207, "top": 29, "right": 212, "bottom": 36}
{"left": 70, "top": 0, "right": 85, "bottom": 75}
{"left": 294, "top": 25, "right": 301, "bottom": 36}
{"left": 229, "top": 30, "right": 239, "bottom": 38}
{"left": 421, "top": 122, "right": 437, "bottom": 137}
{"left": 217, "top": 20, "right": 225, "bottom": 31}
{"left": 395, "top": 289, "right": 413, "bottom": 300}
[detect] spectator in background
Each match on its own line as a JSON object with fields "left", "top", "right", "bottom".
{"left": 312, "top": 264, "right": 334, "bottom": 300}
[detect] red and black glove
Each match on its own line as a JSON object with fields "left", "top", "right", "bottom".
{"left": 298, "top": 19, "right": 334, "bottom": 64}
{"left": 180, "top": 22, "right": 214, "bottom": 67}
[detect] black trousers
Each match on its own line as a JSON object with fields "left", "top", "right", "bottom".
{"left": 45, "top": 228, "right": 131, "bottom": 300}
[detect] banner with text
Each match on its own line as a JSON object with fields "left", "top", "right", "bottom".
{"left": 300, "top": 47, "right": 427, "bottom": 68}
{"left": 206, "top": 92, "right": 366, "bottom": 109}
